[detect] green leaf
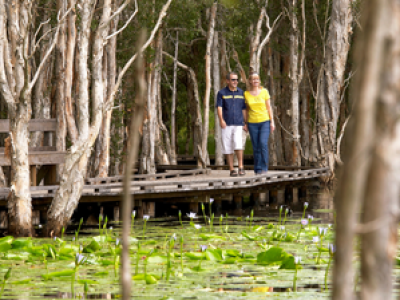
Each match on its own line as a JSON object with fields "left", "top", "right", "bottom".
{"left": 147, "top": 256, "right": 167, "bottom": 264}
{"left": 26, "top": 246, "right": 45, "bottom": 257}
{"left": 100, "top": 259, "right": 114, "bottom": 266}
{"left": 185, "top": 252, "right": 205, "bottom": 260}
{"left": 226, "top": 249, "right": 241, "bottom": 257}
{"left": 317, "top": 247, "right": 329, "bottom": 252}
{"left": 42, "top": 269, "right": 75, "bottom": 280}
{"left": 220, "top": 257, "right": 237, "bottom": 264}
{"left": 205, "top": 249, "right": 223, "bottom": 261}
{"left": 11, "top": 238, "right": 32, "bottom": 249}
{"left": 94, "top": 271, "right": 109, "bottom": 276}
{"left": 0, "top": 236, "right": 13, "bottom": 253}
{"left": 279, "top": 256, "right": 301, "bottom": 270}
{"left": 252, "top": 225, "right": 264, "bottom": 232}
{"left": 199, "top": 234, "right": 225, "bottom": 241}
{"left": 43, "top": 244, "right": 57, "bottom": 259}
{"left": 257, "top": 247, "right": 284, "bottom": 265}
{"left": 145, "top": 274, "right": 158, "bottom": 284}
{"left": 241, "top": 231, "right": 258, "bottom": 241}
{"left": 77, "top": 279, "right": 99, "bottom": 285}
{"left": 83, "top": 240, "right": 101, "bottom": 253}
{"left": 12, "top": 279, "right": 31, "bottom": 284}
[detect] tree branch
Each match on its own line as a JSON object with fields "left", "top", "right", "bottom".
{"left": 105, "top": 0, "right": 172, "bottom": 111}
{"left": 29, "top": 8, "right": 72, "bottom": 92}
{"left": 106, "top": 0, "right": 138, "bottom": 40}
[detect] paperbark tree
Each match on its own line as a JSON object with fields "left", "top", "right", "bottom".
{"left": 288, "top": 0, "right": 305, "bottom": 166}
{"left": 332, "top": 1, "right": 398, "bottom": 299}
{"left": 317, "top": 0, "right": 353, "bottom": 171}
{"left": 200, "top": 3, "right": 217, "bottom": 168}
{"left": 0, "top": 1, "right": 67, "bottom": 236}
{"left": 212, "top": 31, "right": 224, "bottom": 166}
{"left": 249, "top": 0, "right": 282, "bottom": 75}
{"left": 47, "top": 0, "right": 172, "bottom": 235}
{"left": 170, "top": 31, "right": 179, "bottom": 165}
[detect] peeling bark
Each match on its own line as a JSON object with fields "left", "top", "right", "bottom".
{"left": 333, "top": 1, "right": 391, "bottom": 299}
{"left": 200, "top": 3, "right": 217, "bottom": 168}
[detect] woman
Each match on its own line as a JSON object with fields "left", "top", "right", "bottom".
{"left": 244, "top": 72, "right": 275, "bottom": 175}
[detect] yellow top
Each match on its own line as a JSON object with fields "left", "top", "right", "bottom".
{"left": 244, "top": 88, "right": 270, "bottom": 123}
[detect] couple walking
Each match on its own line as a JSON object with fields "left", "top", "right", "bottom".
{"left": 216, "top": 71, "right": 275, "bottom": 177}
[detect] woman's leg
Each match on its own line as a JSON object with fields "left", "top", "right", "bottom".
{"left": 259, "top": 121, "right": 270, "bottom": 172}
{"left": 248, "top": 122, "right": 261, "bottom": 174}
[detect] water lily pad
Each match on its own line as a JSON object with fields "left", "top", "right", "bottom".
{"left": 11, "top": 238, "right": 32, "bottom": 249}
{"left": 185, "top": 252, "right": 205, "bottom": 260}
{"left": 257, "top": 247, "right": 284, "bottom": 265}
{"left": 205, "top": 249, "right": 223, "bottom": 261}
{"left": 83, "top": 240, "right": 101, "bottom": 253}
{"left": 41, "top": 269, "right": 75, "bottom": 280}
{"left": 94, "top": 271, "right": 109, "bottom": 276}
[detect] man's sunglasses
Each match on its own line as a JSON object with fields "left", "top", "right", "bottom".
{"left": 230, "top": 78, "right": 239, "bottom": 81}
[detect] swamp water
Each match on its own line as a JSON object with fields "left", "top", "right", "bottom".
{"left": 0, "top": 207, "right": 399, "bottom": 300}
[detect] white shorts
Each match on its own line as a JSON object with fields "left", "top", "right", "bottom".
{"left": 221, "top": 126, "right": 244, "bottom": 154}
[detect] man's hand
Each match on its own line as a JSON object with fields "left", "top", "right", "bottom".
{"left": 220, "top": 119, "right": 227, "bottom": 129}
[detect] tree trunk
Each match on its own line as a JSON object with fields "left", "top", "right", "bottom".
{"left": 47, "top": 0, "right": 103, "bottom": 235}
{"left": 170, "top": 31, "right": 179, "bottom": 165}
{"left": 55, "top": 0, "right": 67, "bottom": 177}
{"left": 213, "top": 31, "right": 224, "bottom": 166}
{"left": 98, "top": 3, "right": 119, "bottom": 178}
{"left": 332, "top": 1, "right": 391, "bottom": 299}
{"left": 200, "top": 3, "right": 217, "bottom": 168}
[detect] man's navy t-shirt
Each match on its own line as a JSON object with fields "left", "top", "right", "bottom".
{"left": 216, "top": 86, "right": 246, "bottom": 126}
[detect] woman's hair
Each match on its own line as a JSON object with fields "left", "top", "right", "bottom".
{"left": 248, "top": 71, "right": 260, "bottom": 88}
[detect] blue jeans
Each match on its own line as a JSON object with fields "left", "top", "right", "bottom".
{"left": 248, "top": 121, "right": 270, "bottom": 174}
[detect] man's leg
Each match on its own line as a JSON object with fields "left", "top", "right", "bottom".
{"left": 234, "top": 150, "right": 243, "bottom": 169}
{"left": 226, "top": 154, "right": 234, "bottom": 171}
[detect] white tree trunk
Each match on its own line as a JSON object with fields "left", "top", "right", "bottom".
{"left": 213, "top": 31, "right": 224, "bottom": 166}
{"left": 200, "top": 3, "right": 217, "bottom": 168}
{"left": 170, "top": 31, "right": 179, "bottom": 165}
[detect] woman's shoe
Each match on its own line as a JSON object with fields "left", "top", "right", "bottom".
{"left": 238, "top": 168, "right": 246, "bottom": 176}
{"left": 230, "top": 170, "right": 238, "bottom": 177}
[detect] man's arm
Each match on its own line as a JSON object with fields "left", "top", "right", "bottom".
{"left": 217, "top": 106, "right": 226, "bottom": 129}
{"left": 216, "top": 92, "right": 226, "bottom": 129}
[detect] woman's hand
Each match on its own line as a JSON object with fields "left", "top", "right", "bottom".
{"left": 243, "top": 123, "right": 248, "bottom": 132}
{"left": 270, "top": 122, "right": 275, "bottom": 132}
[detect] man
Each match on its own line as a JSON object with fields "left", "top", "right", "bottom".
{"left": 216, "top": 72, "right": 247, "bottom": 177}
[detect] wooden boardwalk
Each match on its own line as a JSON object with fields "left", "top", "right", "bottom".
{"left": 0, "top": 167, "right": 330, "bottom": 204}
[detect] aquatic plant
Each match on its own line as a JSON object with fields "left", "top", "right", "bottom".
{"left": 0, "top": 268, "right": 11, "bottom": 298}
{"left": 250, "top": 209, "right": 254, "bottom": 229}
{"left": 131, "top": 210, "right": 136, "bottom": 232}
{"left": 98, "top": 214, "right": 103, "bottom": 235}
{"left": 325, "top": 244, "right": 336, "bottom": 290}
{"left": 178, "top": 210, "right": 183, "bottom": 228}
{"left": 279, "top": 205, "right": 283, "bottom": 225}
{"left": 293, "top": 256, "right": 301, "bottom": 291}
{"left": 201, "top": 203, "right": 207, "bottom": 225}
{"left": 166, "top": 235, "right": 175, "bottom": 280}
{"left": 297, "top": 218, "right": 308, "bottom": 240}
{"left": 316, "top": 227, "right": 328, "bottom": 264}
{"left": 302, "top": 202, "right": 309, "bottom": 219}
{"left": 72, "top": 253, "right": 86, "bottom": 295}
{"left": 283, "top": 208, "right": 289, "bottom": 225}
{"left": 75, "top": 218, "right": 84, "bottom": 243}
{"left": 143, "top": 215, "right": 150, "bottom": 236}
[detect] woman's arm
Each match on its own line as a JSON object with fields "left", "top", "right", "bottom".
{"left": 265, "top": 98, "right": 275, "bottom": 132}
